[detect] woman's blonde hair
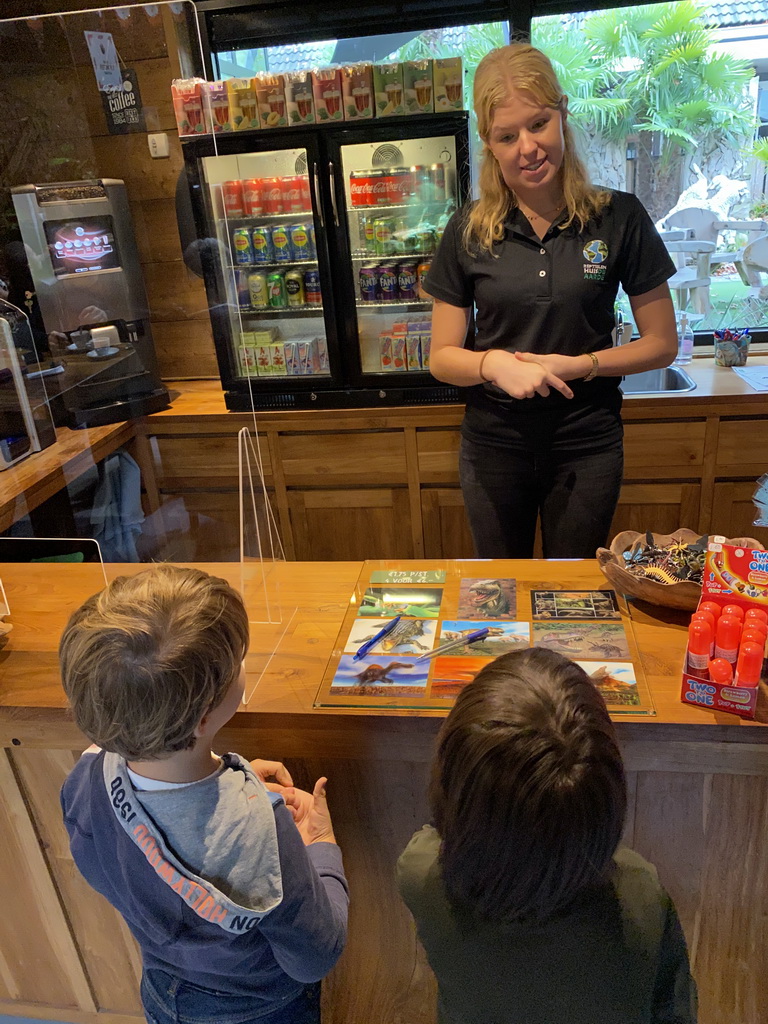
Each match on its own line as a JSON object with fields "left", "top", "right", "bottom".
{"left": 59, "top": 564, "right": 249, "bottom": 760}
{"left": 466, "top": 43, "right": 611, "bottom": 254}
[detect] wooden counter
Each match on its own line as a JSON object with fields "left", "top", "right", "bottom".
{"left": 1, "top": 559, "right": 766, "bottom": 1024}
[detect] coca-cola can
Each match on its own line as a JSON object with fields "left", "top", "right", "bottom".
{"left": 222, "top": 180, "right": 245, "bottom": 218}
{"left": 242, "top": 178, "right": 263, "bottom": 216}
{"left": 283, "top": 175, "right": 303, "bottom": 212}
{"left": 299, "top": 174, "right": 312, "bottom": 211}
{"left": 349, "top": 170, "right": 369, "bottom": 208}
{"left": 261, "top": 177, "right": 283, "bottom": 214}
{"left": 369, "top": 169, "right": 389, "bottom": 206}
{"left": 378, "top": 263, "right": 398, "bottom": 302}
{"left": 377, "top": 168, "right": 397, "bottom": 206}
{"left": 387, "top": 168, "right": 412, "bottom": 205}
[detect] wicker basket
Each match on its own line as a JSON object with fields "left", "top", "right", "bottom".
{"left": 596, "top": 530, "right": 765, "bottom": 611}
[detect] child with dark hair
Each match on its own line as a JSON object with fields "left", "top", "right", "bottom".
{"left": 397, "top": 647, "right": 696, "bottom": 1024}
{"left": 60, "top": 564, "right": 348, "bottom": 1024}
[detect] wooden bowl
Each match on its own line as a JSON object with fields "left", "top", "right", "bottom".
{"left": 596, "top": 530, "right": 765, "bottom": 611}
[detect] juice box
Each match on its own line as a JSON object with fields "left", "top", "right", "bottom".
{"left": 434, "top": 57, "right": 463, "bottom": 112}
{"left": 171, "top": 78, "right": 211, "bottom": 136}
{"left": 392, "top": 335, "right": 407, "bottom": 370}
{"left": 207, "top": 81, "right": 232, "bottom": 132}
{"left": 270, "top": 342, "right": 287, "bottom": 375}
{"left": 406, "top": 334, "right": 422, "bottom": 369}
{"left": 312, "top": 68, "right": 344, "bottom": 122}
{"left": 227, "top": 77, "right": 259, "bottom": 130}
{"left": 341, "top": 64, "right": 374, "bottom": 121}
{"left": 255, "top": 73, "right": 287, "bottom": 128}
{"left": 421, "top": 333, "right": 431, "bottom": 368}
{"left": 284, "top": 340, "right": 299, "bottom": 375}
{"left": 373, "top": 63, "right": 404, "bottom": 117}
{"left": 379, "top": 333, "right": 394, "bottom": 371}
{"left": 254, "top": 344, "right": 274, "bottom": 376}
{"left": 315, "top": 336, "right": 329, "bottom": 373}
{"left": 285, "top": 71, "right": 315, "bottom": 125}
{"left": 238, "top": 332, "right": 257, "bottom": 376}
{"left": 297, "top": 339, "right": 314, "bottom": 374}
{"left": 680, "top": 539, "right": 768, "bottom": 720}
{"left": 403, "top": 60, "right": 434, "bottom": 114}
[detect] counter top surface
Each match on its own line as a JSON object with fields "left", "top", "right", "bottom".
{"left": 0, "top": 559, "right": 765, "bottom": 741}
{"left": 148, "top": 357, "right": 768, "bottom": 426}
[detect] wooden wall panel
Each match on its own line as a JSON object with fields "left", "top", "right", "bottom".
{"left": 152, "top": 321, "right": 219, "bottom": 380}
{"left": 716, "top": 419, "right": 768, "bottom": 470}
{"left": 12, "top": 749, "right": 143, "bottom": 1014}
{"left": 421, "top": 488, "right": 474, "bottom": 559}
{"left": 610, "top": 482, "right": 701, "bottom": 536}
{"left": 288, "top": 489, "right": 413, "bottom": 560}
{"left": 154, "top": 434, "right": 258, "bottom": 488}
{"left": 279, "top": 432, "right": 408, "bottom": 487}
{"left": 711, "top": 481, "right": 768, "bottom": 544}
{"left": 416, "top": 430, "right": 461, "bottom": 484}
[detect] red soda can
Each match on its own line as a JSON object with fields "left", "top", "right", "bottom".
{"left": 262, "top": 177, "right": 283, "bottom": 214}
{"left": 242, "top": 178, "right": 263, "bottom": 216}
{"left": 387, "top": 168, "right": 411, "bottom": 205}
{"left": 349, "top": 171, "right": 367, "bottom": 208}
{"left": 376, "top": 168, "right": 397, "bottom": 206}
{"left": 299, "top": 174, "right": 312, "bottom": 211}
{"left": 369, "top": 169, "right": 388, "bottom": 206}
{"left": 222, "top": 180, "right": 245, "bottom": 217}
{"left": 283, "top": 175, "right": 303, "bottom": 212}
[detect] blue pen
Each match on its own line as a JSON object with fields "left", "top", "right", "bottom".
{"left": 353, "top": 615, "right": 402, "bottom": 661}
{"left": 415, "top": 627, "right": 489, "bottom": 662}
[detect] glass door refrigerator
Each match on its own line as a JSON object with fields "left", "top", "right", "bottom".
{"left": 181, "top": 112, "right": 470, "bottom": 410}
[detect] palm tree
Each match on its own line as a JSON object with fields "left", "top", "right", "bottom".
{"left": 534, "top": 2, "right": 756, "bottom": 220}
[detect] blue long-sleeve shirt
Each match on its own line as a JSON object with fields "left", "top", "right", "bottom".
{"left": 61, "top": 750, "right": 348, "bottom": 1009}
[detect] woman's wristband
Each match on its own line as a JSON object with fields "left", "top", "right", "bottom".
{"left": 478, "top": 350, "right": 493, "bottom": 383}
{"left": 583, "top": 351, "right": 599, "bottom": 381}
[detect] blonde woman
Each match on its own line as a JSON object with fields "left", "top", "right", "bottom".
{"left": 427, "top": 43, "right": 677, "bottom": 558}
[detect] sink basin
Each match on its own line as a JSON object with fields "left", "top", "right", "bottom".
{"left": 620, "top": 366, "right": 696, "bottom": 394}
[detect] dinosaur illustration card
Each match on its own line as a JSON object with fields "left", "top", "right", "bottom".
{"left": 532, "top": 622, "right": 629, "bottom": 660}
{"left": 574, "top": 660, "right": 650, "bottom": 713}
{"left": 330, "top": 655, "right": 429, "bottom": 696}
{"left": 457, "top": 578, "right": 517, "bottom": 619}
{"left": 428, "top": 656, "right": 492, "bottom": 699}
{"left": 439, "top": 620, "right": 529, "bottom": 656}
{"left": 531, "top": 590, "right": 620, "bottom": 620}
{"left": 344, "top": 617, "right": 437, "bottom": 656}
{"left": 359, "top": 586, "right": 443, "bottom": 618}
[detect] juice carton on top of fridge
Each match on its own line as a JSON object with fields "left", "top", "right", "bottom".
{"left": 680, "top": 539, "right": 768, "bottom": 720}
{"left": 207, "top": 81, "right": 232, "bottom": 132}
{"left": 341, "top": 64, "right": 374, "bottom": 121}
{"left": 227, "top": 77, "right": 260, "bottom": 130}
{"left": 312, "top": 68, "right": 344, "bottom": 122}
{"left": 255, "top": 73, "right": 288, "bottom": 128}
{"left": 434, "top": 57, "right": 463, "bottom": 111}
{"left": 403, "top": 60, "right": 434, "bottom": 114}
{"left": 373, "top": 63, "right": 404, "bottom": 117}
{"left": 284, "top": 71, "right": 315, "bottom": 125}
{"left": 171, "top": 78, "right": 211, "bottom": 136}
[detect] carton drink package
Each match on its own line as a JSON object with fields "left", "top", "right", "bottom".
{"left": 403, "top": 60, "right": 434, "bottom": 114}
{"left": 434, "top": 57, "right": 463, "bottom": 112}
{"left": 285, "top": 71, "right": 315, "bottom": 125}
{"left": 312, "top": 68, "right": 344, "bottom": 122}
{"left": 373, "top": 63, "right": 405, "bottom": 117}
{"left": 270, "top": 342, "right": 287, "bottom": 375}
{"left": 406, "top": 334, "right": 422, "bottom": 369}
{"left": 171, "top": 78, "right": 211, "bottom": 136}
{"left": 421, "top": 333, "right": 431, "bottom": 368}
{"left": 284, "top": 341, "right": 299, "bottom": 375}
{"left": 392, "top": 335, "right": 407, "bottom": 371}
{"left": 207, "top": 81, "right": 232, "bottom": 132}
{"left": 255, "top": 73, "right": 288, "bottom": 128}
{"left": 379, "top": 333, "right": 394, "bottom": 371}
{"left": 297, "top": 340, "right": 314, "bottom": 374}
{"left": 227, "top": 77, "right": 260, "bottom": 131}
{"left": 341, "top": 64, "right": 374, "bottom": 121}
{"left": 315, "top": 336, "right": 330, "bottom": 373}
{"left": 254, "top": 344, "right": 274, "bottom": 376}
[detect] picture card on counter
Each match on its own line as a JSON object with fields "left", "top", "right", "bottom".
{"left": 369, "top": 569, "right": 446, "bottom": 584}
{"left": 331, "top": 655, "right": 429, "bottom": 696}
{"left": 576, "top": 660, "right": 654, "bottom": 715}
{"left": 359, "top": 587, "right": 442, "bottom": 618}
{"left": 429, "top": 656, "right": 492, "bottom": 700}
{"left": 344, "top": 617, "right": 437, "bottom": 657}
{"left": 439, "top": 620, "right": 529, "bottom": 656}
{"left": 457, "top": 578, "right": 517, "bottom": 619}
{"left": 532, "top": 622, "right": 629, "bottom": 660}
{"left": 531, "top": 590, "right": 620, "bottom": 620}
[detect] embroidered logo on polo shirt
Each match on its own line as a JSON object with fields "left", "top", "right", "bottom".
{"left": 583, "top": 239, "right": 609, "bottom": 281}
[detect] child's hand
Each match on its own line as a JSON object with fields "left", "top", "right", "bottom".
{"left": 250, "top": 759, "right": 293, "bottom": 788}
{"left": 282, "top": 778, "right": 337, "bottom": 846}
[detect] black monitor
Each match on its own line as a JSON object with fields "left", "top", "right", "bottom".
{"left": 43, "top": 216, "right": 122, "bottom": 277}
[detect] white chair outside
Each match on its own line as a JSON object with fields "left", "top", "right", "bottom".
{"left": 740, "top": 236, "right": 768, "bottom": 299}
{"left": 664, "top": 240, "right": 715, "bottom": 315}
{"left": 661, "top": 207, "right": 768, "bottom": 283}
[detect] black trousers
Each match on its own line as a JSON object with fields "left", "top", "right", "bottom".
{"left": 459, "top": 401, "right": 624, "bottom": 559}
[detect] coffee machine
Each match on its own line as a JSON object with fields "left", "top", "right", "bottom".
{"left": 11, "top": 179, "right": 169, "bottom": 427}
{"left": 0, "top": 299, "right": 56, "bottom": 471}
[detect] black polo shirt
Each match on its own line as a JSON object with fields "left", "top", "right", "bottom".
{"left": 426, "top": 189, "right": 676, "bottom": 423}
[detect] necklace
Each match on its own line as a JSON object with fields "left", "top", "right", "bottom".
{"left": 519, "top": 200, "right": 564, "bottom": 222}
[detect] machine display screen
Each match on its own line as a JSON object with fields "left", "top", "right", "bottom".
{"left": 44, "top": 216, "right": 121, "bottom": 276}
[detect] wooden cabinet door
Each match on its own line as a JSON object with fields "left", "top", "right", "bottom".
{"left": 610, "top": 482, "right": 702, "bottom": 537}
{"left": 288, "top": 489, "right": 413, "bottom": 560}
{"left": 711, "top": 481, "right": 768, "bottom": 543}
{"left": 421, "top": 488, "right": 475, "bottom": 558}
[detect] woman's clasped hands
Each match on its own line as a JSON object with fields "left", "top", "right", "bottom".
{"left": 482, "top": 348, "right": 574, "bottom": 400}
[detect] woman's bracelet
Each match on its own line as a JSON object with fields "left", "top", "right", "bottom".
{"left": 583, "top": 351, "right": 599, "bottom": 381}
{"left": 478, "top": 350, "right": 493, "bottom": 382}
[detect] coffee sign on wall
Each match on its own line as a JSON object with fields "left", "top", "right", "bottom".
{"left": 101, "top": 70, "right": 146, "bottom": 135}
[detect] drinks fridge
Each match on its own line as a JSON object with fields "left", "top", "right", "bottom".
{"left": 181, "top": 113, "right": 470, "bottom": 409}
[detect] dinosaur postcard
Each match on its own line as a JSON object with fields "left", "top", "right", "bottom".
{"left": 574, "top": 660, "right": 654, "bottom": 714}
{"left": 344, "top": 617, "right": 438, "bottom": 657}
{"left": 457, "top": 578, "right": 517, "bottom": 619}
{"left": 428, "top": 656, "right": 492, "bottom": 699}
{"left": 532, "top": 622, "right": 630, "bottom": 661}
{"left": 359, "top": 586, "right": 443, "bottom": 618}
{"left": 439, "top": 620, "right": 529, "bottom": 656}
{"left": 330, "top": 655, "right": 430, "bottom": 696}
{"left": 530, "top": 590, "right": 620, "bottom": 620}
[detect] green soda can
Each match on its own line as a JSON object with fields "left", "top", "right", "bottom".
{"left": 267, "top": 271, "right": 287, "bottom": 308}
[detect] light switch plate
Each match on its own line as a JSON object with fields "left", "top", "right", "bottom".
{"left": 148, "top": 132, "right": 170, "bottom": 158}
